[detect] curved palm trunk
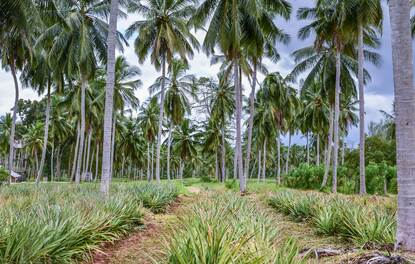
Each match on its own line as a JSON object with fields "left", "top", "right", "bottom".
{"left": 75, "top": 76, "right": 87, "bottom": 184}
{"left": 37, "top": 80, "right": 51, "bottom": 184}
{"left": 100, "top": 0, "right": 119, "bottom": 193}
{"left": 322, "top": 105, "right": 334, "bottom": 187}
{"left": 389, "top": 0, "right": 415, "bottom": 251}
{"left": 167, "top": 123, "right": 172, "bottom": 180}
{"left": 244, "top": 62, "right": 257, "bottom": 180}
{"left": 234, "top": 59, "right": 245, "bottom": 192}
{"left": 332, "top": 49, "right": 342, "bottom": 194}
{"left": 155, "top": 57, "right": 166, "bottom": 183}
{"left": 358, "top": 21, "right": 367, "bottom": 195}
{"left": 8, "top": 62, "right": 19, "bottom": 182}
{"left": 285, "top": 132, "right": 291, "bottom": 174}
{"left": 262, "top": 138, "right": 267, "bottom": 181}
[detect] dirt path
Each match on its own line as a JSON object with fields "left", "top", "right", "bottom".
{"left": 89, "top": 191, "right": 198, "bottom": 264}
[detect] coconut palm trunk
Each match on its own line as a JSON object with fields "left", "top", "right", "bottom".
{"left": 317, "top": 134, "right": 320, "bottom": 166}
{"left": 155, "top": 57, "right": 166, "bottom": 183}
{"left": 75, "top": 76, "right": 87, "bottom": 184}
{"left": 277, "top": 135, "right": 281, "bottom": 184}
{"left": 332, "top": 49, "right": 342, "bottom": 194}
{"left": 322, "top": 105, "right": 334, "bottom": 187}
{"left": 285, "top": 132, "right": 291, "bottom": 174}
{"left": 234, "top": 59, "right": 245, "bottom": 192}
{"left": 244, "top": 62, "right": 257, "bottom": 180}
{"left": 8, "top": 62, "right": 19, "bottom": 182}
{"left": 358, "top": 21, "right": 367, "bottom": 195}
{"left": 389, "top": 0, "right": 415, "bottom": 251}
{"left": 100, "top": 0, "right": 119, "bottom": 193}
{"left": 36, "top": 80, "right": 51, "bottom": 184}
{"left": 71, "top": 122, "right": 80, "bottom": 181}
{"left": 306, "top": 132, "right": 310, "bottom": 165}
{"left": 167, "top": 123, "right": 172, "bottom": 180}
{"left": 147, "top": 143, "right": 150, "bottom": 181}
{"left": 262, "top": 138, "right": 267, "bottom": 181}
{"left": 257, "top": 149, "right": 261, "bottom": 181}
{"left": 221, "top": 127, "right": 226, "bottom": 182}
{"left": 233, "top": 145, "right": 238, "bottom": 179}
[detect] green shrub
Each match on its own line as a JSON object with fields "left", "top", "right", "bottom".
{"left": 225, "top": 179, "right": 237, "bottom": 190}
{"left": 200, "top": 175, "right": 218, "bottom": 183}
{"left": 0, "top": 166, "right": 8, "bottom": 183}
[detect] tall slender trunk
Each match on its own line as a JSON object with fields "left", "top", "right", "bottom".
{"left": 37, "top": 79, "right": 51, "bottom": 183}
{"left": 110, "top": 116, "right": 116, "bottom": 179}
{"left": 358, "top": 21, "right": 367, "bottom": 195}
{"left": 75, "top": 76, "right": 87, "bottom": 184}
{"left": 257, "top": 149, "right": 261, "bottom": 181}
{"left": 71, "top": 122, "right": 81, "bottom": 182}
{"left": 332, "top": 49, "right": 341, "bottom": 194}
{"left": 56, "top": 145, "right": 61, "bottom": 180}
{"left": 341, "top": 140, "right": 345, "bottom": 166}
{"left": 322, "top": 105, "right": 334, "bottom": 187}
{"left": 155, "top": 56, "right": 166, "bottom": 183}
{"left": 167, "top": 122, "right": 172, "bottom": 180}
{"left": 151, "top": 143, "right": 154, "bottom": 180}
{"left": 277, "top": 135, "right": 281, "bottom": 184}
{"left": 389, "top": 0, "right": 415, "bottom": 251}
{"left": 8, "top": 61, "right": 19, "bottom": 182}
{"left": 84, "top": 129, "right": 92, "bottom": 180}
{"left": 100, "top": 0, "right": 119, "bottom": 193}
{"left": 285, "top": 132, "right": 291, "bottom": 174}
{"left": 317, "top": 134, "right": 320, "bottom": 166}
{"left": 233, "top": 146, "right": 238, "bottom": 179}
{"left": 221, "top": 127, "right": 226, "bottom": 182}
{"left": 215, "top": 150, "right": 219, "bottom": 180}
{"left": 234, "top": 60, "right": 244, "bottom": 192}
{"left": 262, "top": 138, "right": 267, "bottom": 181}
{"left": 147, "top": 143, "right": 150, "bottom": 181}
{"left": 50, "top": 140, "right": 54, "bottom": 181}
{"left": 95, "top": 143, "right": 99, "bottom": 181}
{"left": 121, "top": 154, "right": 125, "bottom": 177}
{"left": 244, "top": 61, "right": 257, "bottom": 180}
{"left": 34, "top": 150, "right": 39, "bottom": 174}
{"left": 306, "top": 132, "right": 310, "bottom": 165}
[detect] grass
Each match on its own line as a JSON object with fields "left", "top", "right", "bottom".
{"left": 268, "top": 190, "right": 396, "bottom": 248}
{"left": 0, "top": 182, "right": 179, "bottom": 263}
{"left": 163, "top": 192, "right": 305, "bottom": 264}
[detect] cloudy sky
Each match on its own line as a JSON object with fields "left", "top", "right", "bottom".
{"left": 0, "top": 1, "right": 401, "bottom": 146}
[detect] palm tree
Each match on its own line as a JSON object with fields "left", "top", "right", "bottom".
{"left": 101, "top": 0, "right": 120, "bottom": 194}
{"left": 350, "top": 0, "right": 382, "bottom": 195}
{"left": 38, "top": 0, "right": 127, "bottom": 184}
{"left": 137, "top": 97, "right": 159, "bottom": 181}
{"left": 389, "top": 0, "right": 415, "bottom": 251}
{"left": 243, "top": 0, "right": 292, "bottom": 184}
{"left": 126, "top": 0, "right": 199, "bottom": 182}
{"left": 172, "top": 119, "right": 198, "bottom": 179}
{"left": 150, "top": 59, "right": 196, "bottom": 180}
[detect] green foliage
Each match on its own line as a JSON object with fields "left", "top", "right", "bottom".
{"left": 268, "top": 190, "right": 396, "bottom": 248}
{"left": 0, "top": 182, "right": 178, "bottom": 263}
{"left": 0, "top": 166, "right": 8, "bottom": 183}
{"left": 224, "top": 179, "right": 237, "bottom": 190}
{"left": 200, "top": 175, "right": 218, "bottom": 183}
{"left": 164, "top": 193, "right": 305, "bottom": 264}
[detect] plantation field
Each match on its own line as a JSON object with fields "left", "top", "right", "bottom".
{"left": 0, "top": 179, "right": 413, "bottom": 263}
{"left": 0, "top": 182, "right": 179, "bottom": 263}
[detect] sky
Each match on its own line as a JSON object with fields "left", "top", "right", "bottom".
{"left": 0, "top": 1, "right": 401, "bottom": 147}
